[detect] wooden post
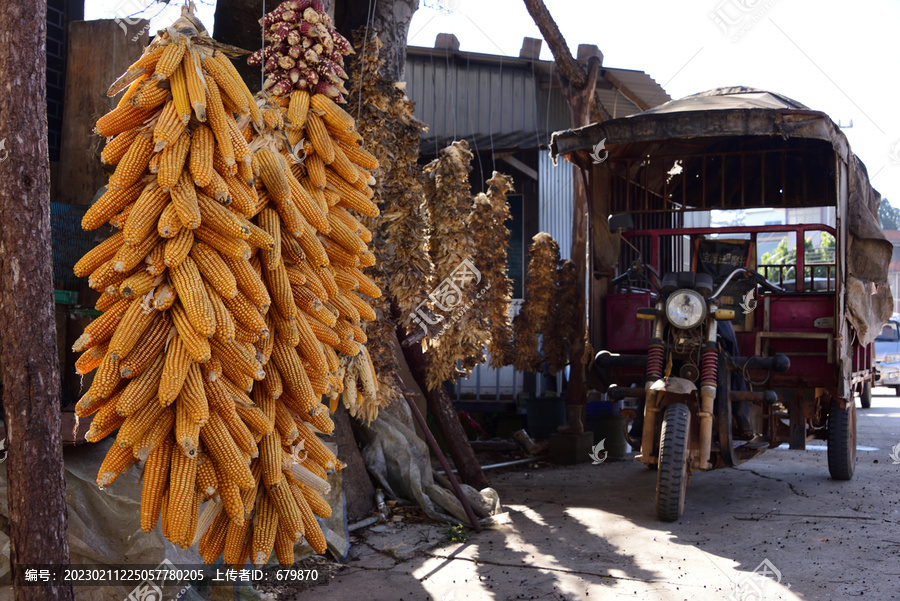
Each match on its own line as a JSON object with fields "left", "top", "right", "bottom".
{"left": 0, "top": 1, "right": 75, "bottom": 598}
{"left": 56, "top": 20, "right": 147, "bottom": 206}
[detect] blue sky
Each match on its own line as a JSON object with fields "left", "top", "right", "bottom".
{"left": 85, "top": 0, "right": 900, "bottom": 206}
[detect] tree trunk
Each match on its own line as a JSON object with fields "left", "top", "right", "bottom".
{"left": 400, "top": 341, "right": 489, "bottom": 491}
{"left": 0, "top": 1, "right": 74, "bottom": 600}
{"left": 523, "top": 0, "right": 603, "bottom": 431}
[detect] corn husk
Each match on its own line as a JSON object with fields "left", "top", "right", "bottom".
{"left": 513, "top": 233, "right": 560, "bottom": 372}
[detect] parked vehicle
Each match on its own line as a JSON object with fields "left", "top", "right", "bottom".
{"left": 550, "top": 87, "right": 893, "bottom": 521}
{"left": 874, "top": 318, "right": 900, "bottom": 399}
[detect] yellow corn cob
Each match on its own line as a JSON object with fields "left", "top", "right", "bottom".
{"left": 123, "top": 182, "right": 169, "bottom": 245}
{"left": 273, "top": 517, "right": 295, "bottom": 566}
{"left": 86, "top": 350, "right": 122, "bottom": 401}
{"left": 158, "top": 130, "right": 192, "bottom": 190}
{"left": 168, "top": 59, "right": 191, "bottom": 123}
{"left": 272, "top": 195, "right": 309, "bottom": 239}
{"left": 287, "top": 90, "right": 310, "bottom": 129}
{"left": 201, "top": 412, "right": 255, "bottom": 488}
{"left": 132, "top": 405, "right": 174, "bottom": 460}
{"left": 196, "top": 192, "right": 249, "bottom": 240}
{"left": 285, "top": 263, "right": 310, "bottom": 289}
{"left": 154, "top": 38, "right": 187, "bottom": 80}
{"left": 311, "top": 93, "right": 354, "bottom": 131}
{"left": 263, "top": 107, "right": 283, "bottom": 130}
{"left": 236, "top": 215, "right": 274, "bottom": 251}
{"left": 268, "top": 484, "right": 305, "bottom": 544}
{"left": 73, "top": 298, "right": 130, "bottom": 352}
{"left": 157, "top": 201, "right": 183, "bottom": 238}
{"left": 118, "top": 314, "right": 169, "bottom": 379}
{"left": 182, "top": 490, "right": 200, "bottom": 549}
{"left": 83, "top": 181, "right": 146, "bottom": 231}
{"left": 343, "top": 291, "right": 376, "bottom": 322}
{"left": 222, "top": 256, "right": 271, "bottom": 311}
{"left": 302, "top": 404, "right": 335, "bottom": 435}
{"left": 292, "top": 478, "right": 332, "bottom": 519}
{"left": 207, "top": 289, "right": 237, "bottom": 344}
{"left": 327, "top": 171, "right": 379, "bottom": 217}
{"left": 251, "top": 492, "right": 278, "bottom": 566}
{"left": 199, "top": 168, "right": 231, "bottom": 206}
{"left": 214, "top": 463, "right": 245, "bottom": 525}
{"left": 260, "top": 429, "right": 282, "bottom": 490}
{"left": 130, "top": 78, "right": 170, "bottom": 110}
{"left": 170, "top": 257, "right": 216, "bottom": 337}
{"left": 332, "top": 206, "right": 372, "bottom": 243}
{"left": 96, "top": 442, "right": 136, "bottom": 488}
{"left": 95, "top": 104, "right": 154, "bottom": 137}
{"left": 114, "top": 230, "right": 162, "bottom": 273}
{"left": 194, "top": 453, "right": 216, "bottom": 500}
{"left": 170, "top": 301, "right": 212, "bottom": 363}
{"left": 295, "top": 311, "right": 328, "bottom": 375}
{"left": 262, "top": 359, "right": 284, "bottom": 401}
{"left": 166, "top": 441, "right": 198, "bottom": 544}
{"left": 226, "top": 116, "right": 252, "bottom": 166}
{"left": 183, "top": 46, "right": 207, "bottom": 122}
{"left": 270, "top": 311, "right": 299, "bottom": 348}
{"left": 95, "top": 291, "right": 121, "bottom": 312}
{"left": 74, "top": 231, "right": 125, "bottom": 277}
{"left": 301, "top": 176, "right": 329, "bottom": 215}
{"left": 175, "top": 389, "right": 200, "bottom": 458}
{"left": 287, "top": 170, "right": 329, "bottom": 234}
{"left": 336, "top": 138, "right": 378, "bottom": 170}
{"left": 256, "top": 149, "right": 291, "bottom": 205}
{"left": 119, "top": 270, "right": 155, "bottom": 299}
{"left": 116, "top": 73, "right": 148, "bottom": 107}
{"left": 271, "top": 337, "right": 316, "bottom": 412}
{"left": 256, "top": 208, "right": 282, "bottom": 270}
{"left": 211, "top": 337, "right": 264, "bottom": 381}
{"left": 328, "top": 142, "right": 360, "bottom": 185}
{"left": 331, "top": 267, "right": 357, "bottom": 292}
{"left": 199, "top": 510, "right": 229, "bottom": 564}
{"left": 109, "top": 201, "right": 137, "bottom": 230}
{"left": 116, "top": 389, "right": 166, "bottom": 447}
{"left": 298, "top": 234, "right": 330, "bottom": 273}
{"left": 223, "top": 517, "right": 251, "bottom": 567}
{"left": 306, "top": 313, "right": 340, "bottom": 347}
{"left": 86, "top": 259, "right": 127, "bottom": 292}
{"left": 171, "top": 171, "right": 201, "bottom": 229}
{"left": 107, "top": 298, "right": 156, "bottom": 361}
{"left": 84, "top": 391, "right": 126, "bottom": 440}
{"left": 205, "top": 75, "right": 235, "bottom": 167}
{"left": 75, "top": 343, "right": 107, "bottom": 377}
{"left": 153, "top": 99, "right": 187, "bottom": 152}
{"left": 323, "top": 118, "right": 363, "bottom": 146}
{"left": 315, "top": 265, "right": 338, "bottom": 298}
{"left": 222, "top": 172, "right": 257, "bottom": 216}
{"left": 140, "top": 433, "right": 173, "bottom": 532}
{"left": 182, "top": 361, "right": 210, "bottom": 425}
{"left": 325, "top": 211, "right": 366, "bottom": 256}
{"left": 158, "top": 332, "right": 190, "bottom": 406}
{"left": 305, "top": 153, "right": 326, "bottom": 190}
{"left": 263, "top": 262, "right": 297, "bottom": 321}
{"left": 358, "top": 248, "right": 376, "bottom": 267}
{"left": 213, "top": 143, "right": 237, "bottom": 177}
{"left": 293, "top": 483, "right": 326, "bottom": 553}
{"left": 221, "top": 290, "right": 268, "bottom": 337}
{"left": 205, "top": 380, "right": 257, "bottom": 456}
{"left": 163, "top": 227, "right": 194, "bottom": 269}
{"left": 101, "top": 129, "right": 140, "bottom": 166}
{"left": 151, "top": 281, "right": 175, "bottom": 311}
{"left": 189, "top": 124, "right": 215, "bottom": 186}
{"left": 116, "top": 350, "right": 164, "bottom": 415}
{"left": 145, "top": 240, "right": 167, "bottom": 276}
{"left": 193, "top": 225, "right": 251, "bottom": 261}
{"left": 192, "top": 242, "right": 238, "bottom": 299}
{"left": 305, "top": 112, "right": 334, "bottom": 164}
{"left": 149, "top": 150, "right": 161, "bottom": 174}
{"left": 202, "top": 52, "right": 249, "bottom": 114}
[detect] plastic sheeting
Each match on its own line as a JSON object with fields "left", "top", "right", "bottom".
{"left": 359, "top": 398, "right": 499, "bottom": 527}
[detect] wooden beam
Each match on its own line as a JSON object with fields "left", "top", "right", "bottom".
{"left": 497, "top": 154, "right": 538, "bottom": 181}
{"left": 602, "top": 69, "right": 652, "bottom": 112}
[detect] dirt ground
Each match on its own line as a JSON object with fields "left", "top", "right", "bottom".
{"left": 296, "top": 388, "right": 900, "bottom": 601}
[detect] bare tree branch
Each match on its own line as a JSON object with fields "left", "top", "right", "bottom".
{"left": 522, "top": 0, "right": 585, "bottom": 88}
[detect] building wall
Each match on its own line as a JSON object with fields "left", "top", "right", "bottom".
{"left": 538, "top": 150, "right": 574, "bottom": 261}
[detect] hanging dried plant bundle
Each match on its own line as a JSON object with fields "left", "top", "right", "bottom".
{"left": 544, "top": 259, "right": 577, "bottom": 374}
{"left": 421, "top": 140, "right": 479, "bottom": 390}
{"left": 466, "top": 172, "right": 515, "bottom": 369}
{"left": 513, "top": 232, "right": 560, "bottom": 372}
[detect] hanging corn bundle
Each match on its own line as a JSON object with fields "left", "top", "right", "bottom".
{"left": 421, "top": 140, "right": 480, "bottom": 391}
{"left": 512, "top": 233, "right": 560, "bottom": 372}
{"left": 340, "top": 28, "right": 434, "bottom": 417}
{"left": 543, "top": 259, "right": 578, "bottom": 374}
{"left": 468, "top": 172, "right": 515, "bottom": 369}
{"left": 72, "top": 4, "right": 380, "bottom": 567}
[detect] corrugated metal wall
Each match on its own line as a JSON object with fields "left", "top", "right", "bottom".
{"left": 405, "top": 51, "right": 571, "bottom": 154}
{"left": 538, "top": 150, "right": 574, "bottom": 260}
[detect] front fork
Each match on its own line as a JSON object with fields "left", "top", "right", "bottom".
{"left": 640, "top": 304, "right": 719, "bottom": 470}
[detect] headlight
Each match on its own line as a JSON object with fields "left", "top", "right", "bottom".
{"left": 665, "top": 289, "right": 707, "bottom": 329}
{"left": 886, "top": 354, "right": 900, "bottom": 364}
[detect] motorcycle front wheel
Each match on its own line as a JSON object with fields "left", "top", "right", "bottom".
{"left": 656, "top": 403, "right": 691, "bottom": 522}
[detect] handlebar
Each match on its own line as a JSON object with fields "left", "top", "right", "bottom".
{"left": 710, "top": 268, "right": 783, "bottom": 299}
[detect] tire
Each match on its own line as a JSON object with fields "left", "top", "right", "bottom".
{"left": 827, "top": 398, "right": 856, "bottom": 481}
{"left": 860, "top": 382, "right": 872, "bottom": 409}
{"left": 656, "top": 403, "right": 691, "bottom": 522}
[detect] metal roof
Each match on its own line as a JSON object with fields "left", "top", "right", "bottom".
{"left": 404, "top": 45, "right": 670, "bottom": 155}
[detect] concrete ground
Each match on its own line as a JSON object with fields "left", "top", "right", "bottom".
{"left": 304, "top": 388, "right": 900, "bottom": 601}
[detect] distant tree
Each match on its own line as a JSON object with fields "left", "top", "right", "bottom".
{"left": 761, "top": 233, "right": 834, "bottom": 281}
{"left": 880, "top": 198, "right": 900, "bottom": 230}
